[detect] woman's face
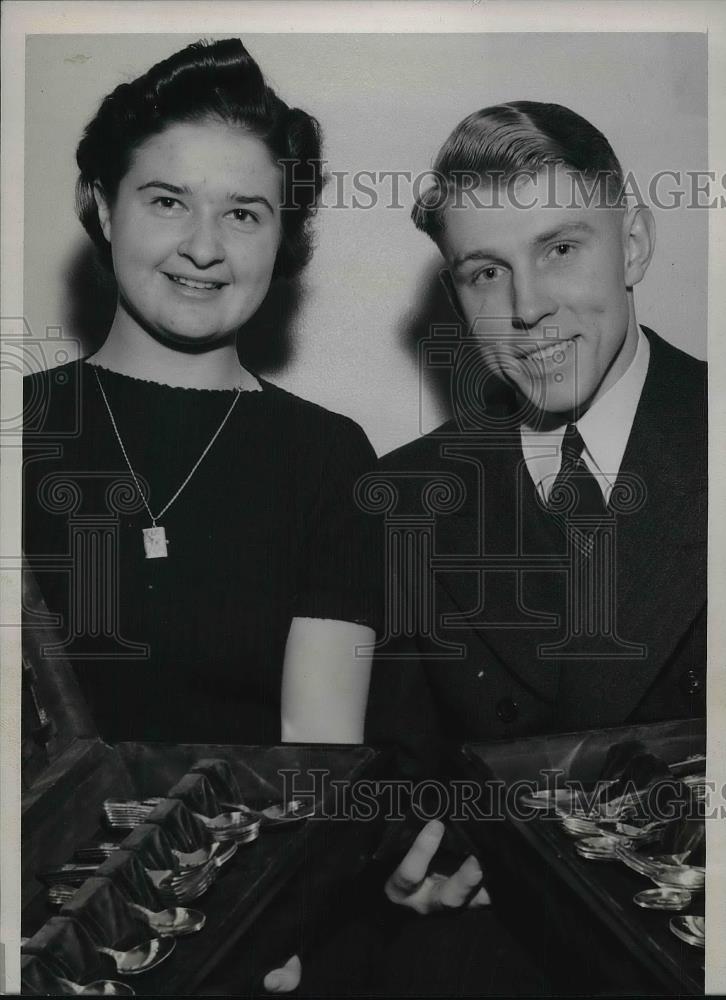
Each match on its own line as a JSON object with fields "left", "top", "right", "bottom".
{"left": 95, "top": 121, "right": 283, "bottom": 348}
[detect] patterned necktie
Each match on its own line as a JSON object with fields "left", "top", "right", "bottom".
{"left": 549, "top": 424, "right": 607, "bottom": 518}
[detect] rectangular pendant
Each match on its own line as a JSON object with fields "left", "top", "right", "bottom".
{"left": 143, "top": 525, "right": 168, "bottom": 559}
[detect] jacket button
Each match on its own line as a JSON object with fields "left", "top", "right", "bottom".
{"left": 679, "top": 670, "right": 702, "bottom": 698}
{"left": 496, "top": 697, "right": 519, "bottom": 723}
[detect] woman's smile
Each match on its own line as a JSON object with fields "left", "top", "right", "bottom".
{"left": 163, "top": 271, "right": 229, "bottom": 296}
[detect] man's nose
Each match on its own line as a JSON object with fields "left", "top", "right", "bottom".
{"left": 510, "top": 271, "right": 557, "bottom": 330}
{"left": 177, "top": 216, "right": 225, "bottom": 268}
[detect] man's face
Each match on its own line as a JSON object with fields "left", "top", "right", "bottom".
{"left": 440, "top": 167, "right": 642, "bottom": 417}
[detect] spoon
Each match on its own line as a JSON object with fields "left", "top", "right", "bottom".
{"left": 96, "top": 936, "right": 175, "bottom": 974}
{"left": 194, "top": 810, "right": 247, "bottom": 829}
{"left": 193, "top": 811, "right": 261, "bottom": 843}
{"left": 650, "top": 866, "right": 705, "bottom": 891}
{"left": 128, "top": 902, "right": 206, "bottom": 937}
{"left": 171, "top": 841, "right": 235, "bottom": 871}
{"left": 633, "top": 887, "right": 692, "bottom": 910}
{"left": 57, "top": 977, "right": 135, "bottom": 996}
{"left": 172, "top": 842, "right": 219, "bottom": 868}
{"left": 669, "top": 915, "right": 705, "bottom": 949}
{"left": 212, "top": 841, "right": 238, "bottom": 867}
{"left": 149, "top": 865, "right": 215, "bottom": 904}
{"left": 221, "top": 798, "right": 314, "bottom": 827}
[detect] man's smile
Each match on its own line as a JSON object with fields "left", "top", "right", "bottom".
{"left": 516, "top": 336, "right": 578, "bottom": 367}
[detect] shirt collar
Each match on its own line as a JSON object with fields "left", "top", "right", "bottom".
{"left": 520, "top": 326, "right": 650, "bottom": 498}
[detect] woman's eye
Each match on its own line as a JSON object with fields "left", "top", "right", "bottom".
{"left": 228, "top": 208, "right": 259, "bottom": 225}
{"left": 150, "top": 196, "right": 183, "bottom": 213}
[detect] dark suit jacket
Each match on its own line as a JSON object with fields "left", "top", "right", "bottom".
{"left": 367, "top": 328, "right": 706, "bottom": 776}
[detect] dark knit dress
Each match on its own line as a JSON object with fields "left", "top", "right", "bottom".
{"left": 23, "top": 360, "right": 380, "bottom": 743}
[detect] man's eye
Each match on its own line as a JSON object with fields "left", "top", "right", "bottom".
{"left": 472, "top": 266, "right": 502, "bottom": 285}
{"left": 551, "top": 243, "right": 574, "bottom": 258}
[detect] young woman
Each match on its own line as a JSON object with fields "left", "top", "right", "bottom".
{"left": 23, "top": 38, "right": 379, "bottom": 745}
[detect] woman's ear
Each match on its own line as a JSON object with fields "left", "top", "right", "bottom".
{"left": 622, "top": 205, "right": 655, "bottom": 288}
{"left": 93, "top": 182, "right": 112, "bottom": 243}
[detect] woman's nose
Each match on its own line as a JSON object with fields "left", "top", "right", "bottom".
{"left": 510, "top": 272, "right": 557, "bottom": 330}
{"left": 177, "top": 217, "right": 225, "bottom": 268}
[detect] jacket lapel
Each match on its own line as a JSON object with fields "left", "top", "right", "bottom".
{"left": 561, "top": 329, "right": 706, "bottom": 726}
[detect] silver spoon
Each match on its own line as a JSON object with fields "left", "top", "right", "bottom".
{"left": 212, "top": 841, "right": 238, "bottom": 867}
{"left": 220, "top": 798, "right": 314, "bottom": 827}
{"left": 128, "top": 902, "right": 206, "bottom": 937}
{"left": 96, "top": 936, "right": 175, "bottom": 975}
{"left": 193, "top": 811, "right": 261, "bottom": 843}
{"left": 173, "top": 842, "right": 219, "bottom": 867}
{"left": 57, "top": 977, "right": 135, "bottom": 996}
{"left": 633, "top": 886, "right": 692, "bottom": 910}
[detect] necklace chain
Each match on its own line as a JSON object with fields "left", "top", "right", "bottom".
{"left": 93, "top": 367, "right": 242, "bottom": 525}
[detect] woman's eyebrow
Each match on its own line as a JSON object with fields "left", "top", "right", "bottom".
{"left": 136, "top": 181, "right": 274, "bottom": 214}
{"left": 137, "top": 180, "right": 190, "bottom": 194}
{"left": 228, "top": 192, "right": 275, "bottom": 214}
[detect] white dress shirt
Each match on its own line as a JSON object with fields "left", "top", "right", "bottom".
{"left": 520, "top": 327, "right": 651, "bottom": 505}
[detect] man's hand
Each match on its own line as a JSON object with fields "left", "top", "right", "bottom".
{"left": 384, "top": 819, "right": 491, "bottom": 915}
{"left": 261, "top": 821, "right": 489, "bottom": 991}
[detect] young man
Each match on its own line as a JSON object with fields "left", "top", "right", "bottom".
{"left": 267, "top": 103, "right": 707, "bottom": 996}
{"left": 369, "top": 100, "right": 706, "bottom": 777}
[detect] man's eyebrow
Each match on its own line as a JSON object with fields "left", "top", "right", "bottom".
{"left": 531, "top": 221, "right": 595, "bottom": 247}
{"left": 451, "top": 249, "right": 506, "bottom": 271}
{"left": 451, "top": 221, "right": 596, "bottom": 271}
{"left": 137, "top": 181, "right": 275, "bottom": 214}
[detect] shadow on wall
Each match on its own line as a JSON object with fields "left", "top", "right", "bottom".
{"left": 62, "top": 241, "right": 302, "bottom": 374}
{"left": 398, "top": 261, "right": 460, "bottom": 425}
{"left": 63, "top": 244, "right": 116, "bottom": 354}
{"left": 398, "top": 260, "right": 514, "bottom": 431}
{"left": 238, "top": 277, "right": 302, "bottom": 375}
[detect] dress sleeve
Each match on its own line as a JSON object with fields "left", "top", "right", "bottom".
{"left": 293, "top": 418, "right": 383, "bottom": 635}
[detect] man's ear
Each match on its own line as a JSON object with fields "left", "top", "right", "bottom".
{"left": 622, "top": 205, "right": 655, "bottom": 288}
{"left": 93, "top": 182, "right": 112, "bottom": 243}
{"left": 438, "top": 268, "right": 465, "bottom": 322}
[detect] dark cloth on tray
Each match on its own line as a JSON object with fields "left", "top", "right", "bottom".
{"left": 119, "top": 823, "right": 180, "bottom": 872}
{"left": 166, "top": 772, "right": 222, "bottom": 816}
{"left": 22, "top": 953, "right": 78, "bottom": 994}
{"left": 21, "top": 915, "right": 117, "bottom": 984}
{"left": 143, "top": 797, "right": 213, "bottom": 852}
{"left": 95, "top": 849, "right": 165, "bottom": 910}
{"left": 23, "top": 360, "right": 380, "bottom": 744}
{"left": 60, "top": 877, "right": 149, "bottom": 950}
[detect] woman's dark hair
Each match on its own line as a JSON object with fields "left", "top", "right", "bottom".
{"left": 76, "top": 38, "right": 324, "bottom": 279}
{"left": 412, "top": 101, "right": 625, "bottom": 240}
